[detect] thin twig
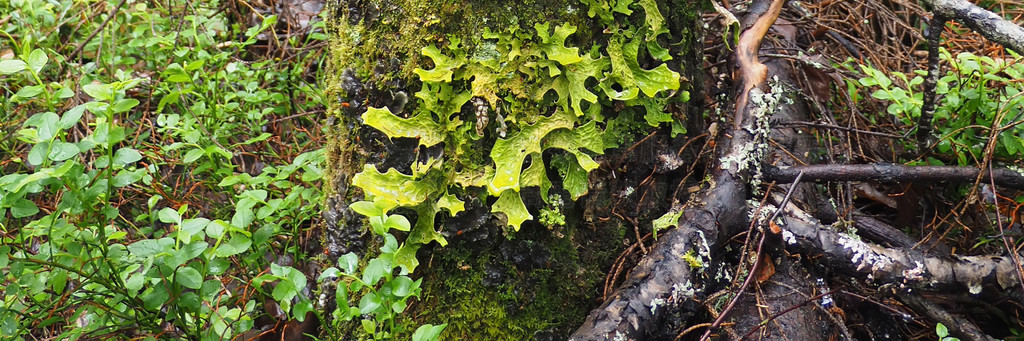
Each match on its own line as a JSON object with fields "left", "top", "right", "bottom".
{"left": 699, "top": 233, "right": 767, "bottom": 341}
{"left": 70, "top": 0, "right": 129, "bottom": 62}
{"left": 777, "top": 121, "right": 906, "bottom": 139}
{"left": 989, "top": 165, "right": 1024, "bottom": 296}
{"left": 700, "top": 171, "right": 804, "bottom": 341}
{"left": 740, "top": 289, "right": 839, "bottom": 340}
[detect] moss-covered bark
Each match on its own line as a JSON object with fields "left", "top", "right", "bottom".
{"left": 321, "top": 0, "right": 703, "bottom": 338}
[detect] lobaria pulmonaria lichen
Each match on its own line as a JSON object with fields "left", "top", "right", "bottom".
{"left": 351, "top": 0, "right": 688, "bottom": 272}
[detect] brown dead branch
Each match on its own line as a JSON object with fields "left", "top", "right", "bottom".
{"left": 764, "top": 164, "right": 1024, "bottom": 190}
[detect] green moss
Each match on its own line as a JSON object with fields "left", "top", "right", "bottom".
{"left": 415, "top": 220, "right": 626, "bottom": 339}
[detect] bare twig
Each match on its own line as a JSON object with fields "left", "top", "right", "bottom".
{"left": 764, "top": 164, "right": 1024, "bottom": 190}
{"left": 988, "top": 165, "right": 1024, "bottom": 298}
{"left": 700, "top": 172, "right": 803, "bottom": 341}
{"left": 739, "top": 289, "right": 839, "bottom": 340}
{"left": 70, "top": 0, "right": 129, "bottom": 62}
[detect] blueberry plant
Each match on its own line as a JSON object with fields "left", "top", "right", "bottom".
{"left": 1, "top": 0, "right": 327, "bottom": 339}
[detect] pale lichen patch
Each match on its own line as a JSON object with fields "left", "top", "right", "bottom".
{"left": 902, "top": 261, "right": 926, "bottom": 282}
{"left": 837, "top": 234, "right": 893, "bottom": 274}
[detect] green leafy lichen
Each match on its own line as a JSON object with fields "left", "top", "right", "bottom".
{"left": 489, "top": 108, "right": 575, "bottom": 195}
{"left": 492, "top": 189, "right": 533, "bottom": 231}
{"left": 352, "top": 0, "right": 687, "bottom": 269}
{"left": 362, "top": 107, "right": 445, "bottom": 146}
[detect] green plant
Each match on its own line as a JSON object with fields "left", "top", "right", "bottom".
{"left": 1, "top": 0, "right": 328, "bottom": 339}
{"left": 849, "top": 50, "right": 1024, "bottom": 165}
{"left": 936, "top": 323, "right": 961, "bottom": 341}
{"left": 318, "top": 197, "right": 444, "bottom": 340}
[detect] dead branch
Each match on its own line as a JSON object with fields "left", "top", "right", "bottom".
{"left": 923, "top": 0, "right": 1024, "bottom": 53}
{"left": 764, "top": 164, "right": 1024, "bottom": 190}
{"left": 896, "top": 291, "right": 995, "bottom": 341}
{"left": 775, "top": 195, "right": 1024, "bottom": 305}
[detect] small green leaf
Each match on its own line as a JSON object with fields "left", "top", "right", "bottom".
{"left": 11, "top": 198, "right": 39, "bottom": 218}
{"left": 162, "top": 63, "right": 192, "bottom": 83}
{"left": 369, "top": 215, "right": 386, "bottom": 235}
{"left": 412, "top": 324, "right": 448, "bottom": 341}
{"left": 59, "top": 105, "right": 86, "bottom": 129}
{"left": 205, "top": 219, "right": 227, "bottom": 239}
{"left": 384, "top": 214, "right": 411, "bottom": 232}
{"left": 207, "top": 259, "right": 230, "bottom": 275}
{"left": 0, "top": 59, "right": 27, "bottom": 74}
{"left": 127, "top": 238, "right": 174, "bottom": 258}
{"left": 359, "top": 292, "right": 382, "bottom": 315}
{"left": 362, "top": 257, "right": 391, "bottom": 286}
{"left": 27, "top": 141, "right": 49, "bottom": 166}
{"left": 391, "top": 300, "right": 408, "bottom": 314}
{"left": 319, "top": 267, "right": 341, "bottom": 282}
{"left": 27, "top": 49, "right": 47, "bottom": 74}
{"left": 181, "top": 218, "right": 210, "bottom": 238}
{"left": 361, "top": 319, "right": 377, "bottom": 335}
{"left": 176, "top": 267, "right": 203, "bottom": 289}
{"left": 15, "top": 85, "right": 44, "bottom": 98}
{"left": 142, "top": 287, "right": 170, "bottom": 311}
{"left": 349, "top": 201, "right": 382, "bottom": 218}
{"left": 381, "top": 234, "right": 400, "bottom": 255}
{"left": 183, "top": 148, "right": 204, "bottom": 163}
{"left": 26, "top": 112, "right": 60, "bottom": 141}
{"left": 113, "top": 169, "right": 145, "bottom": 187}
{"left": 292, "top": 300, "right": 313, "bottom": 321}
{"left": 272, "top": 280, "right": 297, "bottom": 305}
{"left": 215, "top": 235, "right": 252, "bottom": 257}
{"left": 113, "top": 148, "right": 143, "bottom": 167}
{"left": 82, "top": 82, "right": 114, "bottom": 101}
{"left": 158, "top": 207, "right": 180, "bottom": 224}
{"left": 112, "top": 98, "right": 140, "bottom": 113}
{"left": 391, "top": 276, "right": 416, "bottom": 298}
{"left": 339, "top": 252, "right": 359, "bottom": 274}
{"left": 48, "top": 142, "right": 79, "bottom": 162}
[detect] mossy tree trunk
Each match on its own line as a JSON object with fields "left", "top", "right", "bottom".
{"left": 321, "top": 0, "right": 704, "bottom": 339}
{"left": 322, "top": 0, "right": 1024, "bottom": 340}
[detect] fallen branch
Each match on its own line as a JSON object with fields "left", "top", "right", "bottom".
{"left": 764, "top": 164, "right": 1024, "bottom": 189}
{"left": 923, "top": 0, "right": 1024, "bottom": 53}
{"left": 774, "top": 195, "right": 1024, "bottom": 304}
{"left": 896, "top": 291, "right": 995, "bottom": 341}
